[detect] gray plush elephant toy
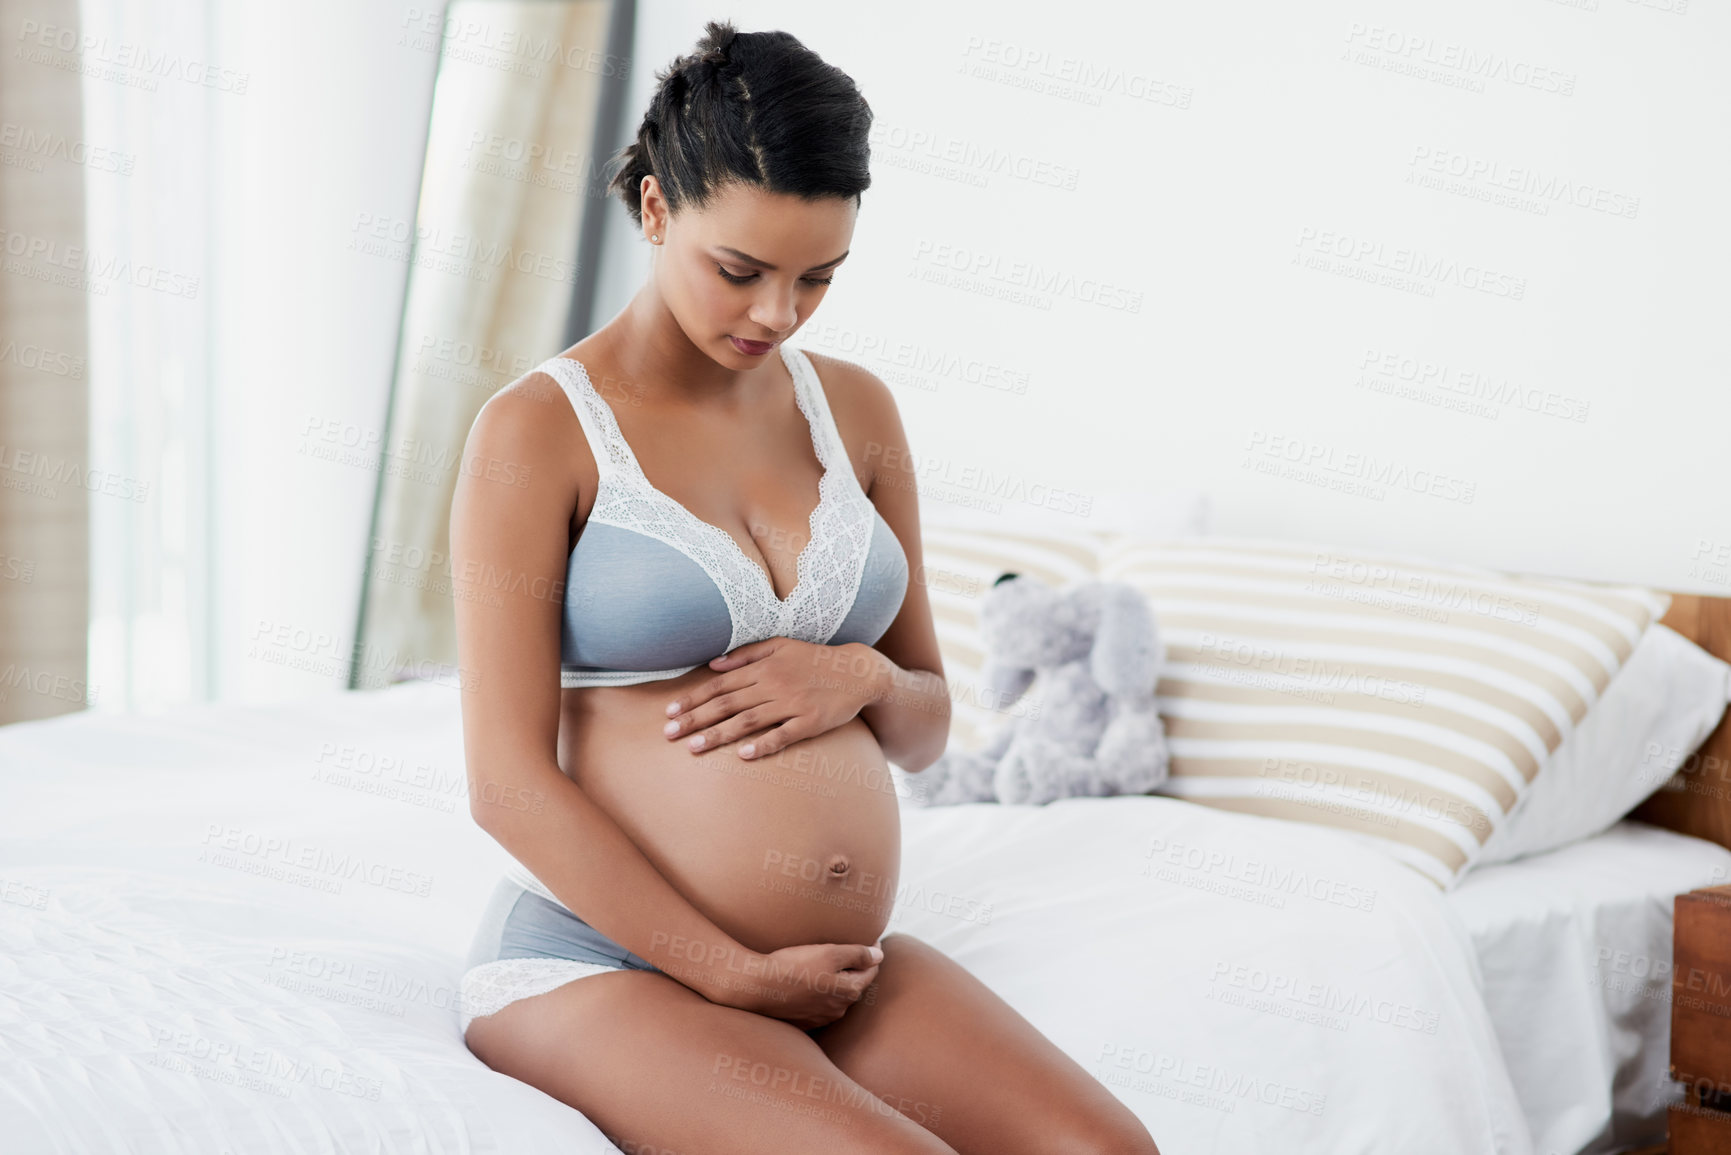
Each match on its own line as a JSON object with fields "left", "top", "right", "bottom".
{"left": 908, "top": 572, "right": 1171, "bottom": 806}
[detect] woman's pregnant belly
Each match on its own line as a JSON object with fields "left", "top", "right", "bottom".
{"left": 558, "top": 664, "right": 903, "bottom": 956}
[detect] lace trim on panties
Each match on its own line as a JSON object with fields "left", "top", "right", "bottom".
{"left": 459, "top": 957, "right": 623, "bottom": 1030}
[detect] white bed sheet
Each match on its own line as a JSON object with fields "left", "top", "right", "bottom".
{"left": 1448, "top": 822, "right": 1731, "bottom": 1155}
{"left": 1, "top": 681, "right": 1533, "bottom": 1154}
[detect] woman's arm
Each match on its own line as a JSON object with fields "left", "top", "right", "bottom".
{"left": 450, "top": 378, "right": 765, "bottom": 1003}
{"left": 846, "top": 643, "right": 950, "bottom": 774}
{"left": 829, "top": 355, "right": 950, "bottom": 773}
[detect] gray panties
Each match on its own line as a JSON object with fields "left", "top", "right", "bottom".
{"left": 467, "top": 875, "right": 663, "bottom": 973}
{"left": 459, "top": 876, "right": 660, "bottom": 1032}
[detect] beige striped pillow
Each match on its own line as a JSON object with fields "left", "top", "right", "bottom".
{"left": 918, "top": 520, "right": 1111, "bottom": 757}
{"left": 1100, "top": 536, "right": 1672, "bottom": 887}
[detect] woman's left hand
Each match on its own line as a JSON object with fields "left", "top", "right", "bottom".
{"left": 662, "top": 638, "right": 882, "bottom": 759}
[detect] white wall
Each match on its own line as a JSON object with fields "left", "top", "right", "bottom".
{"left": 597, "top": 0, "right": 1730, "bottom": 595}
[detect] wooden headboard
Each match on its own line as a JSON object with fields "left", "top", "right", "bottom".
{"left": 1628, "top": 594, "right": 1731, "bottom": 851}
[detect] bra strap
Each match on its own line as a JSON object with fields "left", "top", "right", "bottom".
{"left": 784, "top": 345, "right": 851, "bottom": 475}
{"left": 536, "top": 356, "right": 618, "bottom": 486}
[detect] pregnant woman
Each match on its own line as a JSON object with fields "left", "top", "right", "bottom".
{"left": 450, "top": 21, "right": 1159, "bottom": 1155}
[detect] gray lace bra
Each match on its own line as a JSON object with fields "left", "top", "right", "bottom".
{"left": 535, "top": 342, "right": 908, "bottom": 688}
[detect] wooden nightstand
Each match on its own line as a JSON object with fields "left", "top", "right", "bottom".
{"left": 1668, "top": 885, "right": 1731, "bottom": 1153}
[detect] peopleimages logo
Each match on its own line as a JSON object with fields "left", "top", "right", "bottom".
{"left": 0, "top": 226, "right": 200, "bottom": 299}
{"left": 869, "top": 122, "right": 1081, "bottom": 191}
{"left": 1356, "top": 347, "right": 1591, "bottom": 423}
{"left": 1142, "top": 837, "right": 1378, "bottom": 913}
{"left": 1293, "top": 227, "right": 1526, "bottom": 301}
{"left": 1342, "top": 23, "right": 1577, "bottom": 96}
{"left": 199, "top": 824, "right": 434, "bottom": 897}
{"left": 910, "top": 239, "right": 1144, "bottom": 313}
{"left": 957, "top": 36, "right": 1193, "bottom": 109}
{"left": 0, "top": 443, "right": 149, "bottom": 502}
{"left": 1406, "top": 146, "right": 1640, "bottom": 220}
{"left": 1242, "top": 430, "right": 1477, "bottom": 505}
{"left": 14, "top": 20, "right": 252, "bottom": 94}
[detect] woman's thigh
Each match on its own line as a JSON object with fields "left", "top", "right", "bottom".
{"left": 811, "top": 933, "right": 1161, "bottom": 1155}
{"left": 464, "top": 967, "right": 959, "bottom": 1155}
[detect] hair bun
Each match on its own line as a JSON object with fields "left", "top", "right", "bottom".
{"left": 693, "top": 19, "right": 738, "bottom": 71}
{"left": 604, "top": 19, "right": 871, "bottom": 229}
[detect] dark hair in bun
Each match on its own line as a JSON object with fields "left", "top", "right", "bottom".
{"left": 606, "top": 19, "right": 873, "bottom": 227}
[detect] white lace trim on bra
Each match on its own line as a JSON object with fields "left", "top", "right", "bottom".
{"left": 538, "top": 344, "right": 874, "bottom": 672}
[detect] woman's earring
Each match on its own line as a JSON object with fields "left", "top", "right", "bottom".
{"left": 650, "top": 234, "right": 660, "bottom": 243}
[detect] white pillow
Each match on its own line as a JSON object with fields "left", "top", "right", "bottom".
{"left": 1476, "top": 621, "right": 1731, "bottom": 866}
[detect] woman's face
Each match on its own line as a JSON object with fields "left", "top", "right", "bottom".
{"left": 639, "top": 176, "right": 856, "bottom": 368}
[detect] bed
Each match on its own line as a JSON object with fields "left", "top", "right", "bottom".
{"left": 4, "top": 571, "right": 1729, "bottom": 1153}
{"left": 1450, "top": 820, "right": 1731, "bottom": 1155}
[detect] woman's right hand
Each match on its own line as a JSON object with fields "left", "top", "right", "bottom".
{"left": 713, "top": 941, "right": 884, "bottom": 1029}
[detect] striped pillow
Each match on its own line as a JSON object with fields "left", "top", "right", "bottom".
{"left": 1101, "top": 536, "right": 1671, "bottom": 887}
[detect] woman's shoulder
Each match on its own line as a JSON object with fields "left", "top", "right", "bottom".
{"left": 800, "top": 348, "right": 899, "bottom": 427}
{"left": 476, "top": 357, "right": 579, "bottom": 435}
{"left": 465, "top": 361, "right": 592, "bottom": 491}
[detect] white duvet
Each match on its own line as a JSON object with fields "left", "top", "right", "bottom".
{"left": 0, "top": 682, "right": 1531, "bottom": 1154}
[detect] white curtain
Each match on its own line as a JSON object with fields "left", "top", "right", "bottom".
{"left": 78, "top": 0, "right": 213, "bottom": 711}
{"left": 75, "top": 1, "right": 445, "bottom": 708}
